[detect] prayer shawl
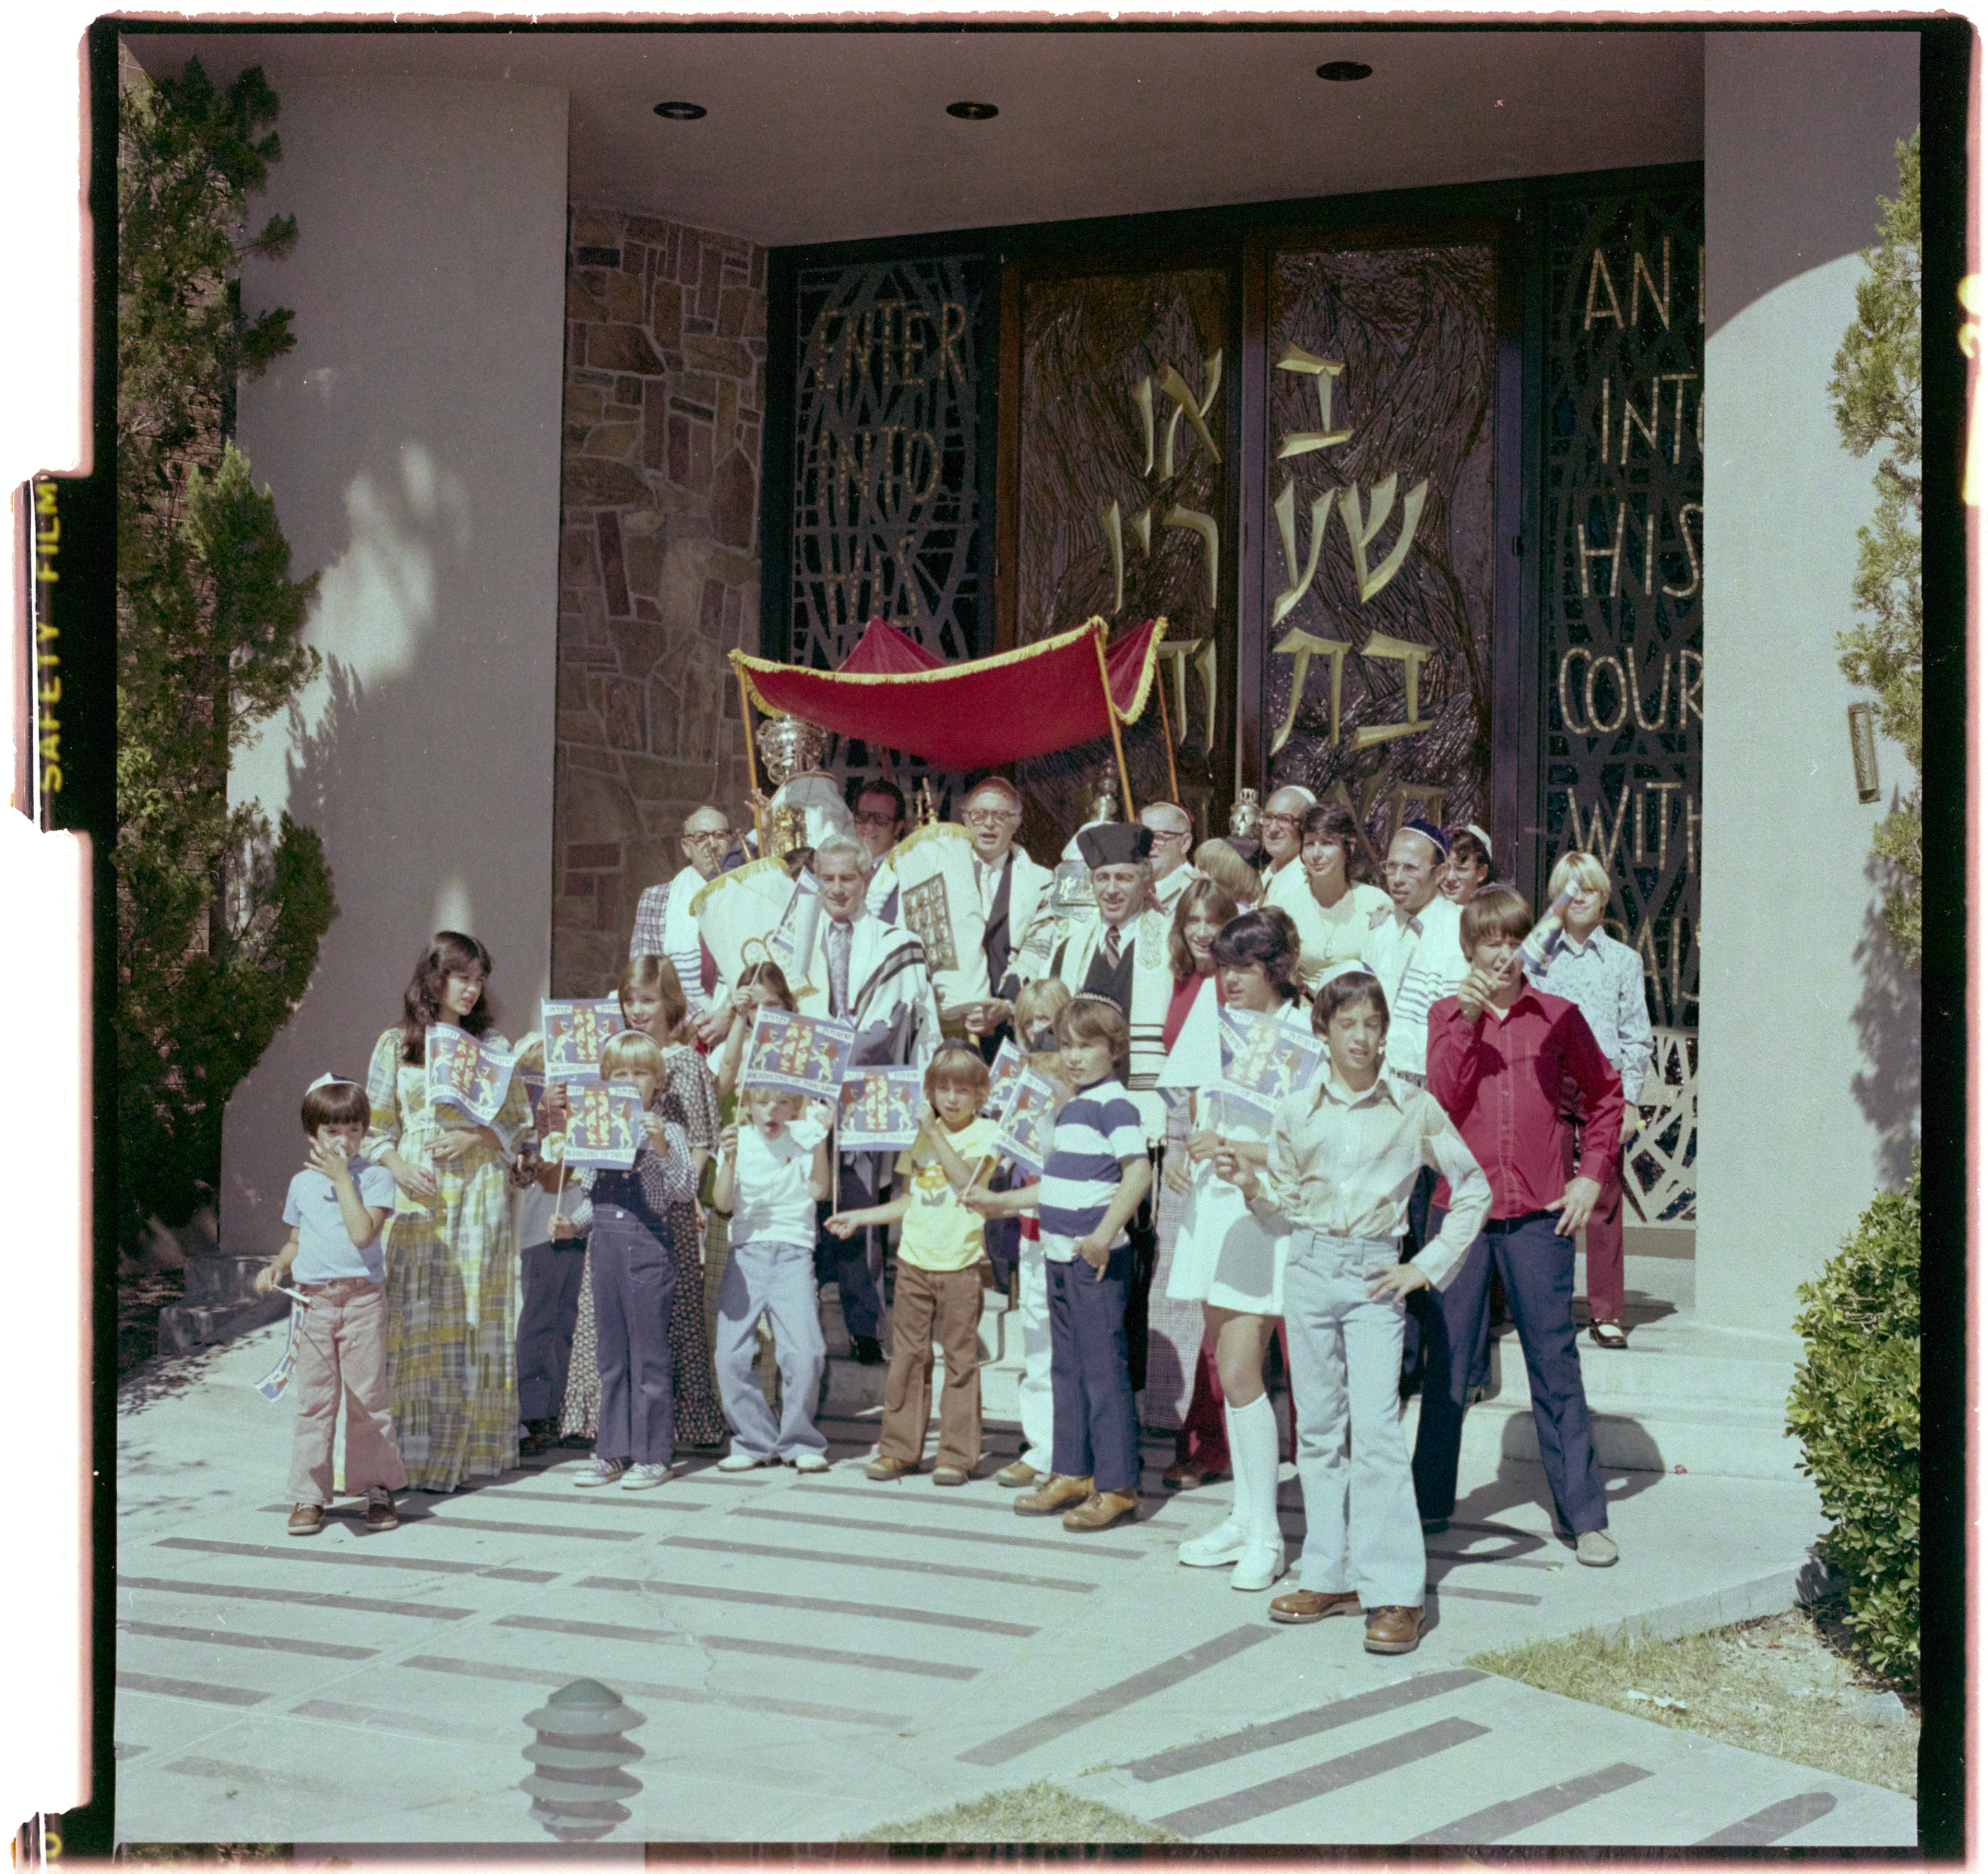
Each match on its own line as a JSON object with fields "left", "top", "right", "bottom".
{"left": 867, "top": 834, "right": 1054, "bottom": 1013}
{"left": 1049, "top": 907, "right": 1174, "bottom": 1144}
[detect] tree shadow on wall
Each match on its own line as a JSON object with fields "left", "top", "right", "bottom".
{"left": 1848, "top": 840, "right": 1921, "bottom": 1190}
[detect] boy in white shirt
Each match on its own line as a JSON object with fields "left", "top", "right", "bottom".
{"left": 256, "top": 1075, "right": 407, "bottom": 1535}
{"left": 711, "top": 1088, "right": 834, "bottom": 1471}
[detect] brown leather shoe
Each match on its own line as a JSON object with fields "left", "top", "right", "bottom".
{"left": 1161, "top": 1458, "right": 1227, "bottom": 1490}
{"left": 1013, "top": 1473, "right": 1092, "bottom": 1516}
{"left": 865, "top": 1454, "right": 919, "bottom": 1480}
{"left": 995, "top": 1457, "right": 1044, "bottom": 1488}
{"left": 287, "top": 1502, "right": 325, "bottom": 1536}
{"left": 364, "top": 1489, "right": 399, "bottom": 1531}
{"left": 1270, "top": 1587, "right": 1361, "bottom": 1624}
{"left": 1062, "top": 1488, "right": 1139, "bottom": 1532}
{"left": 1364, "top": 1605, "right": 1424, "bottom": 1654}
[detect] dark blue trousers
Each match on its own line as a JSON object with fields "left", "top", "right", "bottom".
{"left": 516, "top": 1240, "right": 587, "bottom": 1421}
{"left": 1410, "top": 1208, "right": 1607, "bottom": 1535}
{"left": 590, "top": 1202, "right": 677, "bottom": 1467}
{"left": 815, "top": 1214, "right": 885, "bottom": 1340}
{"left": 1046, "top": 1247, "right": 1140, "bottom": 1495}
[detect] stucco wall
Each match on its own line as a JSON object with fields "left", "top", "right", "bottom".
{"left": 1698, "top": 32, "right": 1921, "bottom": 1333}
{"left": 218, "top": 76, "right": 570, "bottom": 1251}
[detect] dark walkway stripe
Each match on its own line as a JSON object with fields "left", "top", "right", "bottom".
{"left": 437, "top": 1487, "right": 708, "bottom": 1513}
{"left": 958, "top": 1625, "right": 1279, "bottom": 1768}
{"left": 289, "top": 1696, "right": 490, "bottom": 1742}
{"left": 163, "top": 1755, "right": 343, "bottom": 1796}
{"left": 698, "top": 1633, "right": 978, "bottom": 1681}
{"left": 1427, "top": 1582, "right": 1541, "bottom": 1606}
{"left": 151, "top": 1536, "right": 555, "bottom": 1582}
{"left": 1425, "top": 1549, "right": 1564, "bottom": 1572}
{"left": 793, "top": 1480, "right": 1183, "bottom": 1528}
{"left": 1123, "top": 1670, "right": 1486, "bottom": 1781}
{"left": 401, "top": 1513, "right": 644, "bottom": 1543}
{"left": 580, "top": 1573, "right": 1040, "bottom": 1639}
{"left": 1694, "top": 1791, "right": 1839, "bottom": 1847}
{"left": 118, "top": 1618, "right": 379, "bottom": 1661}
{"left": 664, "top": 1534, "right": 1096, "bottom": 1594}
{"left": 1155, "top": 1717, "right": 1489, "bottom": 1838}
{"left": 397, "top": 1652, "right": 907, "bottom": 1729}
{"left": 495, "top": 1613, "right": 692, "bottom": 1647}
{"left": 118, "top": 1573, "right": 475, "bottom": 1621}
{"left": 1407, "top": 1761, "right": 1654, "bottom": 1844}
{"left": 116, "top": 1671, "right": 268, "bottom": 1708}
{"left": 730, "top": 1504, "right": 1144, "bottom": 1561}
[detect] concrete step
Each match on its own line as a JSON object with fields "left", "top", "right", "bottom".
{"left": 154, "top": 1291, "right": 289, "bottom": 1355}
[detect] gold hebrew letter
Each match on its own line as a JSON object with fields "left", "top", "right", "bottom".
{"left": 1271, "top": 479, "right": 1337, "bottom": 628}
{"left": 1100, "top": 499, "right": 1124, "bottom": 615}
{"left": 1352, "top": 632, "right": 1437, "bottom": 749}
{"left": 1162, "top": 504, "right": 1220, "bottom": 609}
{"left": 1275, "top": 343, "right": 1352, "bottom": 457}
{"left": 1340, "top": 475, "right": 1430, "bottom": 603}
{"left": 1157, "top": 353, "right": 1224, "bottom": 475}
{"left": 1270, "top": 626, "right": 1352, "bottom": 756}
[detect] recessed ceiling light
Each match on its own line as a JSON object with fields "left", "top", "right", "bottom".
{"left": 945, "top": 100, "right": 999, "bottom": 121}
{"left": 1316, "top": 61, "right": 1373, "bottom": 82}
{"left": 653, "top": 100, "right": 707, "bottom": 121}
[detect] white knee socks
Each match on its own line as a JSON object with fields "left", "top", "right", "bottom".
{"left": 1228, "top": 1393, "right": 1281, "bottom": 1546}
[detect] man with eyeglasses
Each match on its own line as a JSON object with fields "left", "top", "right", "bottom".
{"left": 1258, "top": 785, "right": 1320, "bottom": 921}
{"left": 849, "top": 779, "right": 909, "bottom": 921}
{"left": 927, "top": 777, "right": 1055, "bottom": 1056}
{"left": 1138, "top": 801, "right": 1201, "bottom": 916}
{"left": 630, "top": 806, "right": 733, "bottom": 1037}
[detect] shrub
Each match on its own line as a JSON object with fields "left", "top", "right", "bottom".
{"left": 1786, "top": 1157, "right": 1920, "bottom": 1682}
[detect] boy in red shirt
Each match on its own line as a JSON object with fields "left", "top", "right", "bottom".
{"left": 1411, "top": 887, "right": 1625, "bottom": 1566}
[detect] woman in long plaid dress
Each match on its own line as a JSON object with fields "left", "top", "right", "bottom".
{"left": 365, "top": 931, "right": 530, "bottom": 1492}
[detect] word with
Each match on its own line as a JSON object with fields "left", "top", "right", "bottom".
{"left": 1558, "top": 645, "right": 1703, "bottom": 737}
{"left": 34, "top": 483, "right": 59, "bottom": 795}
{"left": 1596, "top": 373, "right": 1702, "bottom": 466}
{"left": 1562, "top": 780, "right": 1701, "bottom": 877}
{"left": 807, "top": 299, "right": 971, "bottom": 402}
{"left": 1099, "top": 350, "right": 1225, "bottom": 613}
{"left": 1581, "top": 235, "right": 1705, "bottom": 334}
{"left": 1572, "top": 498, "right": 1703, "bottom": 601}
{"left": 1271, "top": 627, "right": 1440, "bottom": 758}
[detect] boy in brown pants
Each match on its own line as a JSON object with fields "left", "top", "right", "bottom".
{"left": 828, "top": 1045, "right": 998, "bottom": 1483}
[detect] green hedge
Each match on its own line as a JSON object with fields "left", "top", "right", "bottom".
{"left": 1786, "top": 1157, "right": 1920, "bottom": 1681}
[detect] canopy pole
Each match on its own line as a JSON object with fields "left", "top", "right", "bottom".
{"left": 1093, "top": 627, "right": 1135, "bottom": 822}
{"left": 735, "top": 664, "right": 766, "bottom": 852}
{"left": 1153, "top": 650, "right": 1180, "bottom": 804}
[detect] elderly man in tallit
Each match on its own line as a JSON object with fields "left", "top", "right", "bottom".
{"left": 792, "top": 831, "right": 944, "bottom": 1363}
{"left": 869, "top": 775, "right": 1055, "bottom": 1061}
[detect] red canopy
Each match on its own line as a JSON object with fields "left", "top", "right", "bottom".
{"left": 732, "top": 615, "right": 1163, "bottom": 771}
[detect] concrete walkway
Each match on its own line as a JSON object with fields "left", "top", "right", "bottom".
{"left": 112, "top": 1322, "right": 1916, "bottom": 1850}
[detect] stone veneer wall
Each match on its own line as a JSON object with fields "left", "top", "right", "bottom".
{"left": 551, "top": 207, "right": 768, "bottom": 995}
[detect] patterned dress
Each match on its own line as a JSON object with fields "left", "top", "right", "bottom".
{"left": 555, "top": 1046, "right": 726, "bottom": 1448}
{"left": 365, "top": 1025, "right": 530, "bottom": 1492}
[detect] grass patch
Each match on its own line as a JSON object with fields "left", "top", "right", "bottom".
{"left": 844, "top": 1780, "right": 1181, "bottom": 1844}
{"left": 1469, "top": 1604, "right": 1918, "bottom": 1797}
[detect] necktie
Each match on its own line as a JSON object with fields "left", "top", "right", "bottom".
{"left": 828, "top": 920, "right": 852, "bottom": 1016}
{"left": 1103, "top": 924, "right": 1121, "bottom": 970}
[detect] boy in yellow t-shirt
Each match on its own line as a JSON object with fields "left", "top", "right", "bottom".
{"left": 826, "top": 1044, "right": 998, "bottom": 1483}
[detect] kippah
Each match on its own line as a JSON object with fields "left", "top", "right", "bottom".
{"left": 1315, "top": 961, "right": 1378, "bottom": 987}
{"left": 1400, "top": 817, "right": 1450, "bottom": 858}
{"left": 1465, "top": 823, "right": 1494, "bottom": 853}
{"left": 307, "top": 1073, "right": 360, "bottom": 1092}
{"left": 1076, "top": 822, "right": 1154, "bottom": 868}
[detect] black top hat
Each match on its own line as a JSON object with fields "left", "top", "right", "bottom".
{"left": 1076, "top": 822, "right": 1154, "bottom": 868}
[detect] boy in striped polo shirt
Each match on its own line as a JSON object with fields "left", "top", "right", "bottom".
{"left": 968, "top": 995, "right": 1152, "bottom": 1531}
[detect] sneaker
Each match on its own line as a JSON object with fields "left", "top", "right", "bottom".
{"left": 1576, "top": 1528, "right": 1619, "bottom": 1567}
{"left": 1177, "top": 1520, "right": 1250, "bottom": 1567}
{"left": 364, "top": 1487, "right": 399, "bottom": 1531}
{"left": 573, "top": 1456, "right": 627, "bottom": 1488}
{"left": 1230, "top": 1540, "right": 1289, "bottom": 1591}
{"left": 995, "top": 1458, "right": 1044, "bottom": 1489}
{"left": 932, "top": 1465, "right": 971, "bottom": 1486}
{"left": 287, "top": 1502, "right": 325, "bottom": 1537}
{"left": 787, "top": 1450, "right": 831, "bottom": 1473}
{"left": 865, "top": 1454, "right": 918, "bottom": 1480}
{"left": 717, "top": 1451, "right": 768, "bottom": 1472}
{"left": 621, "top": 1462, "right": 671, "bottom": 1489}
